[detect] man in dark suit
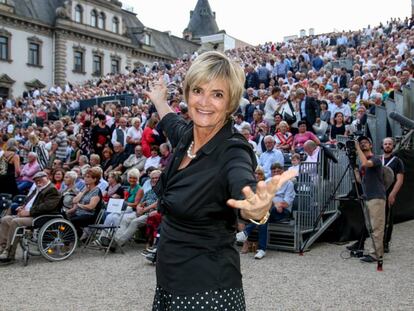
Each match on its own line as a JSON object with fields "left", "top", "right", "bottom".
{"left": 0, "top": 171, "right": 61, "bottom": 264}
{"left": 296, "top": 88, "right": 320, "bottom": 132}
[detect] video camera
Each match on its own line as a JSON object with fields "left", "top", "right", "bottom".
{"left": 337, "top": 132, "right": 364, "bottom": 168}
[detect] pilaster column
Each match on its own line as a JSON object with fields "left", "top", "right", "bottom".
{"left": 55, "top": 31, "right": 67, "bottom": 86}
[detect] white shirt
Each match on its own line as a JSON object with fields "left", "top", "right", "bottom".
{"left": 144, "top": 156, "right": 161, "bottom": 171}
{"left": 126, "top": 127, "right": 143, "bottom": 143}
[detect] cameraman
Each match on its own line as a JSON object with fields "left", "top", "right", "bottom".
{"left": 353, "top": 136, "right": 386, "bottom": 263}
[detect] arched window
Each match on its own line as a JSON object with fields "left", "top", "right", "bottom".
{"left": 112, "top": 17, "right": 119, "bottom": 33}
{"left": 98, "top": 12, "right": 106, "bottom": 29}
{"left": 90, "top": 10, "right": 97, "bottom": 27}
{"left": 74, "top": 5, "right": 83, "bottom": 23}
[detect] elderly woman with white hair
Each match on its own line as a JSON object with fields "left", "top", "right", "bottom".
{"left": 125, "top": 117, "right": 143, "bottom": 155}
{"left": 61, "top": 171, "right": 79, "bottom": 213}
{"left": 98, "top": 168, "right": 143, "bottom": 246}
{"left": 16, "top": 152, "right": 40, "bottom": 194}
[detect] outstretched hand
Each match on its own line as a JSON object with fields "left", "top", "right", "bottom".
{"left": 143, "top": 77, "right": 168, "bottom": 106}
{"left": 227, "top": 170, "right": 298, "bottom": 221}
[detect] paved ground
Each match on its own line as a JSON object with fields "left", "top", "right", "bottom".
{"left": 0, "top": 220, "right": 413, "bottom": 311}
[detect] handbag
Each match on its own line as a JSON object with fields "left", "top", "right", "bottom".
{"left": 282, "top": 101, "right": 297, "bottom": 125}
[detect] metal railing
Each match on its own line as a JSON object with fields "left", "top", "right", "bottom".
{"left": 293, "top": 145, "right": 352, "bottom": 250}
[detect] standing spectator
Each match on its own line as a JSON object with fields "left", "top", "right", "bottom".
{"left": 0, "top": 139, "right": 21, "bottom": 197}
{"left": 80, "top": 120, "right": 92, "bottom": 156}
{"left": 53, "top": 121, "right": 69, "bottom": 162}
{"left": 16, "top": 152, "right": 40, "bottom": 194}
{"left": 111, "top": 117, "right": 129, "bottom": 148}
{"left": 381, "top": 138, "right": 405, "bottom": 253}
{"left": 91, "top": 114, "right": 111, "bottom": 157}
{"left": 296, "top": 88, "right": 320, "bottom": 131}
{"left": 141, "top": 117, "right": 158, "bottom": 158}
{"left": 244, "top": 65, "right": 259, "bottom": 89}
{"left": 125, "top": 117, "right": 142, "bottom": 155}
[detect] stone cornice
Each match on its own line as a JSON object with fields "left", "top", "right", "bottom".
{"left": 81, "top": 0, "right": 123, "bottom": 13}
{"left": 0, "top": 13, "right": 52, "bottom": 36}
{"left": 55, "top": 18, "right": 131, "bottom": 45}
{"left": 0, "top": 10, "right": 176, "bottom": 62}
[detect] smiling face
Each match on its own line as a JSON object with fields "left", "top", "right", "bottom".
{"left": 187, "top": 79, "right": 229, "bottom": 132}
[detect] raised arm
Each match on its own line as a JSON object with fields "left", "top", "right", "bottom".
{"left": 143, "top": 77, "right": 174, "bottom": 120}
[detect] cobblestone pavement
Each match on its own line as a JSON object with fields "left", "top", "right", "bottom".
{"left": 0, "top": 220, "right": 413, "bottom": 311}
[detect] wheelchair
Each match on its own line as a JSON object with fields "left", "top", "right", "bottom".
{"left": 12, "top": 214, "right": 78, "bottom": 266}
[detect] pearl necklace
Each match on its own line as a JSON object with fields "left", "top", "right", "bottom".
{"left": 186, "top": 141, "right": 197, "bottom": 159}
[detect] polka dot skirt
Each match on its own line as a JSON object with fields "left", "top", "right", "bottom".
{"left": 152, "top": 286, "right": 246, "bottom": 311}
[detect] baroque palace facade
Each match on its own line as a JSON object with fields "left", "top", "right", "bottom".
{"left": 0, "top": 0, "right": 200, "bottom": 98}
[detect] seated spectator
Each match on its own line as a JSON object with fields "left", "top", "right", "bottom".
{"left": 240, "top": 127, "right": 258, "bottom": 155}
{"left": 292, "top": 121, "right": 320, "bottom": 153}
{"left": 101, "top": 147, "right": 113, "bottom": 173}
{"left": 104, "top": 142, "right": 127, "bottom": 177}
{"left": 259, "top": 135, "right": 284, "bottom": 179}
{"left": 60, "top": 171, "right": 79, "bottom": 213}
{"left": 90, "top": 153, "right": 101, "bottom": 168}
{"left": 144, "top": 145, "right": 161, "bottom": 171}
{"left": 269, "top": 113, "right": 283, "bottom": 136}
{"left": 237, "top": 163, "right": 295, "bottom": 259}
{"left": 103, "top": 171, "right": 124, "bottom": 202}
{"left": 234, "top": 113, "right": 250, "bottom": 132}
{"left": 100, "top": 168, "right": 144, "bottom": 244}
{"left": 71, "top": 166, "right": 86, "bottom": 192}
{"left": 253, "top": 122, "right": 269, "bottom": 155}
{"left": 0, "top": 171, "right": 61, "bottom": 264}
{"left": 17, "top": 152, "right": 40, "bottom": 194}
{"left": 52, "top": 168, "right": 65, "bottom": 190}
{"left": 78, "top": 155, "right": 91, "bottom": 177}
{"left": 123, "top": 145, "right": 147, "bottom": 181}
{"left": 329, "top": 112, "right": 347, "bottom": 144}
{"left": 274, "top": 121, "right": 293, "bottom": 152}
{"left": 159, "top": 143, "right": 172, "bottom": 171}
{"left": 67, "top": 167, "right": 102, "bottom": 240}
{"left": 114, "top": 170, "right": 161, "bottom": 247}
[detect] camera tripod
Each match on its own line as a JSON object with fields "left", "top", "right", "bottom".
{"left": 299, "top": 151, "right": 384, "bottom": 271}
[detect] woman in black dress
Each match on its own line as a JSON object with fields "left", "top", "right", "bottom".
{"left": 145, "top": 51, "right": 296, "bottom": 310}
{"left": 0, "top": 139, "right": 21, "bottom": 196}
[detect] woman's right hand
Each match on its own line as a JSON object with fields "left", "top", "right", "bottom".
{"left": 143, "top": 77, "right": 168, "bottom": 107}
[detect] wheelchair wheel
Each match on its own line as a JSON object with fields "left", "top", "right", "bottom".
{"left": 37, "top": 219, "right": 78, "bottom": 261}
{"left": 23, "top": 250, "right": 28, "bottom": 266}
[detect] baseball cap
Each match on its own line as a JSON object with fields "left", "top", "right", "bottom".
{"left": 33, "top": 171, "right": 48, "bottom": 180}
{"left": 357, "top": 135, "right": 372, "bottom": 144}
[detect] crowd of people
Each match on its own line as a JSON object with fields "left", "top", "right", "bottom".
{"left": 0, "top": 16, "right": 410, "bottom": 266}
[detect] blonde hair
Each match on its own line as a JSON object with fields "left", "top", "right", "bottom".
{"left": 183, "top": 51, "right": 245, "bottom": 117}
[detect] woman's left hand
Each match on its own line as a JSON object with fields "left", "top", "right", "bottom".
{"left": 227, "top": 170, "right": 298, "bottom": 221}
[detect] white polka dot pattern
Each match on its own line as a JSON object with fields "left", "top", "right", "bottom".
{"left": 152, "top": 286, "right": 246, "bottom": 311}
